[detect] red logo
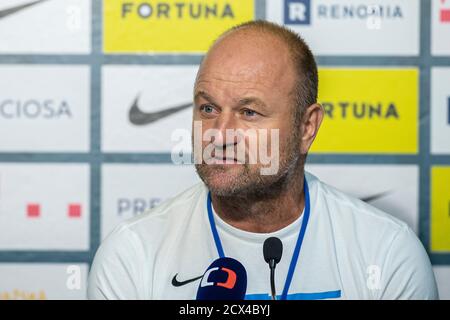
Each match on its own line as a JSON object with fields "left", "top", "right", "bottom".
{"left": 26, "top": 203, "right": 40, "bottom": 218}
{"left": 216, "top": 267, "right": 237, "bottom": 289}
{"left": 68, "top": 204, "right": 82, "bottom": 218}
{"left": 441, "top": 0, "right": 450, "bottom": 22}
{"left": 26, "top": 203, "right": 82, "bottom": 218}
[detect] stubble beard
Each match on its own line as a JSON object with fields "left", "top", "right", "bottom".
{"left": 195, "top": 130, "right": 304, "bottom": 200}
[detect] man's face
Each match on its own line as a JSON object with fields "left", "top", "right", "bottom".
{"left": 192, "top": 31, "right": 301, "bottom": 197}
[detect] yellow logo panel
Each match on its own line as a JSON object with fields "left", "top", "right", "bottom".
{"left": 103, "top": 0, "right": 255, "bottom": 53}
{"left": 431, "top": 166, "right": 450, "bottom": 252}
{"left": 310, "top": 68, "right": 419, "bottom": 154}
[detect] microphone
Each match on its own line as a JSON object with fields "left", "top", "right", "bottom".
{"left": 263, "top": 237, "right": 283, "bottom": 300}
{"left": 196, "top": 257, "right": 247, "bottom": 300}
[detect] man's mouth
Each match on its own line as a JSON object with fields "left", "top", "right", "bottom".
{"left": 209, "top": 156, "right": 242, "bottom": 165}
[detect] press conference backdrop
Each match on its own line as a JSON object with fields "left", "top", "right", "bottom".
{"left": 0, "top": 0, "right": 449, "bottom": 300}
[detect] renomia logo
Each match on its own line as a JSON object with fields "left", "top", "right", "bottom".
{"left": 121, "top": 1, "right": 235, "bottom": 19}
{"left": 284, "top": 0, "right": 311, "bottom": 24}
{"left": 0, "top": 99, "right": 72, "bottom": 119}
{"left": 284, "top": 0, "right": 404, "bottom": 25}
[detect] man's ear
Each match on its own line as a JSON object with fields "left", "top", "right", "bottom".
{"left": 300, "top": 103, "right": 324, "bottom": 154}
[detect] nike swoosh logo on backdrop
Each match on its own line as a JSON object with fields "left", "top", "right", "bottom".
{"left": 360, "top": 191, "right": 391, "bottom": 203}
{"left": 0, "top": 0, "right": 48, "bottom": 19}
{"left": 171, "top": 274, "right": 203, "bottom": 287}
{"left": 128, "top": 95, "right": 192, "bottom": 126}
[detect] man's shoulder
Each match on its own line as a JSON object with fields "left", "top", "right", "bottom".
{"left": 307, "top": 172, "right": 437, "bottom": 300}
{"left": 307, "top": 171, "right": 415, "bottom": 262}
{"left": 307, "top": 171, "right": 408, "bottom": 234}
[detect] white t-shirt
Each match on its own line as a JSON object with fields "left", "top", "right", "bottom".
{"left": 88, "top": 172, "right": 438, "bottom": 300}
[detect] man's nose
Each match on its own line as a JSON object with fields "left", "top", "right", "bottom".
{"left": 211, "top": 111, "right": 241, "bottom": 147}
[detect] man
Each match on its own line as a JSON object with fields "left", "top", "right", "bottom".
{"left": 88, "top": 21, "right": 438, "bottom": 300}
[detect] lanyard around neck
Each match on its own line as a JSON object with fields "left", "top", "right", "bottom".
{"left": 206, "top": 176, "right": 311, "bottom": 300}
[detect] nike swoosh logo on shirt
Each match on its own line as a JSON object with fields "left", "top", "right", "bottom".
{"left": 0, "top": 0, "right": 47, "bottom": 19}
{"left": 171, "top": 274, "right": 203, "bottom": 287}
{"left": 128, "top": 95, "right": 192, "bottom": 126}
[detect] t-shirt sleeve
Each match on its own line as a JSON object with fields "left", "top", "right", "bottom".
{"left": 87, "top": 225, "right": 147, "bottom": 300}
{"left": 378, "top": 226, "right": 439, "bottom": 300}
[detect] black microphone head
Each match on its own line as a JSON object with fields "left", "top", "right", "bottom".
{"left": 196, "top": 257, "right": 247, "bottom": 300}
{"left": 263, "top": 237, "right": 283, "bottom": 264}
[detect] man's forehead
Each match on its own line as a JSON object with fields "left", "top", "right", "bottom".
{"left": 205, "top": 35, "right": 288, "bottom": 66}
{"left": 194, "top": 63, "right": 295, "bottom": 103}
{"left": 197, "top": 32, "right": 293, "bottom": 83}
{"left": 195, "top": 70, "right": 275, "bottom": 89}
{"left": 194, "top": 88, "right": 269, "bottom": 105}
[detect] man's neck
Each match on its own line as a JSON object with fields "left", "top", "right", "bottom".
{"left": 210, "top": 171, "right": 305, "bottom": 233}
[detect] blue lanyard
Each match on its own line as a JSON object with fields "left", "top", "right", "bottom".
{"left": 206, "top": 176, "right": 311, "bottom": 300}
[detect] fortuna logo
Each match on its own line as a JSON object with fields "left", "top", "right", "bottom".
{"left": 0, "top": 0, "right": 48, "bottom": 20}
{"left": 200, "top": 267, "right": 237, "bottom": 289}
{"left": 128, "top": 95, "right": 192, "bottom": 126}
{"left": 321, "top": 102, "right": 399, "bottom": 119}
{"left": 121, "top": 2, "right": 235, "bottom": 20}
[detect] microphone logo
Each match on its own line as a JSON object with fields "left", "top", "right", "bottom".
{"left": 200, "top": 267, "right": 237, "bottom": 289}
{"left": 196, "top": 257, "right": 247, "bottom": 300}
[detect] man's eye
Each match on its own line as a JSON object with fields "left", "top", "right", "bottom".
{"left": 243, "top": 109, "right": 257, "bottom": 117}
{"left": 200, "top": 104, "right": 215, "bottom": 113}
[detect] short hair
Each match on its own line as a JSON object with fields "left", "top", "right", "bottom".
{"left": 213, "top": 20, "right": 318, "bottom": 122}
